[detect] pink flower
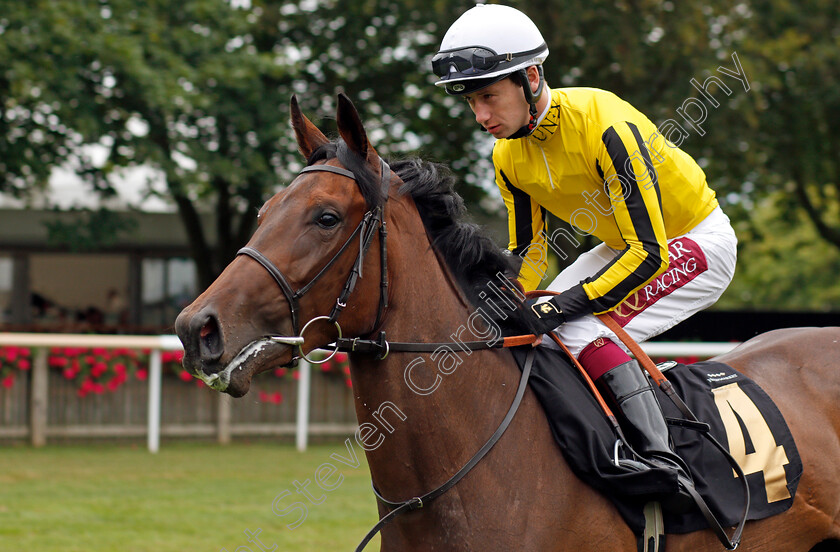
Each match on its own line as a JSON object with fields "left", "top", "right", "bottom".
{"left": 274, "top": 367, "right": 287, "bottom": 377}
{"left": 113, "top": 363, "right": 126, "bottom": 376}
{"left": 1, "top": 375, "right": 14, "bottom": 389}
{"left": 271, "top": 392, "right": 283, "bottom": 404}
{"left": 178, "top": 370, "right": 193, "bottom": 382}
{"left": 334, "top": 352, "right": 348, "bottom": 363}
{"left": 62, "top": 367, "right": 78, "bottom": 380}
{"left": 258, "top": 391, "right": 270, "bottom": 402}
{"left": 293, "top": 371, "right": 300, "bottom": 381}
{"left": 135, "top": 369, "right": 148, "bottom": 381}
{"left": 320, "top": 361, "right": 332, "bottom": 372}
{"left": 48, "top": 356, "right": 68, "bottom": 367}
{"left": 91, "top": 362, "right": 108, "bottom": 378}
{"left": 344, "top": 378, "right": 353, "bottom": 388}
{"left": 17, "top": 359, "right": 31, "bottom": 371}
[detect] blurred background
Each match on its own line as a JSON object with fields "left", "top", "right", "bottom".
{"left": 2, "top": 0, "right": 839, "bottom": 335}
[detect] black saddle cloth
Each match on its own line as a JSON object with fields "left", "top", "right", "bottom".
{"left": 510, "top": 344, "right": 802, "bottom": 535}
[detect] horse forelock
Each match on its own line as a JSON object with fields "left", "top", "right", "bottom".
{"left": 306, "top": 141, "right": 382, "bottom": 208}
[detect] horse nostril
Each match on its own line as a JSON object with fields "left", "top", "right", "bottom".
{"left": 199, "top": 316, "right": 223, "bottom": 362}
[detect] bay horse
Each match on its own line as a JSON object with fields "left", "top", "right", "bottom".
{"left": 175, "top": 94, "right": 840, "bottom": 551}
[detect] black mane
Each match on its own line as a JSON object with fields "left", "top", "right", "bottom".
{"left": 396, "top": 158, "right": 533, "bottom": 334}
{"left": 307, "top": 141, "right": 530, "bottom": 334}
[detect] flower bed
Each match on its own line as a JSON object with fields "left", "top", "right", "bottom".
{"left": 0, "top": 345, "right": 353, "bottom": 405}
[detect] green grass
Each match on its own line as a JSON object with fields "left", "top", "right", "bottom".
{"left": 0, "top": 441, "right": 380, "bottom": 552}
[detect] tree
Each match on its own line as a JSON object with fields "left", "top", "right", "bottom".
{"left": 3, "top": 0, "right": 839, "bottom": 309}
{"left": 717, "top": 191, "right": 840, "bottom": 310}
{"left": 1, "top": 0, "right": 483, "bottom": 288}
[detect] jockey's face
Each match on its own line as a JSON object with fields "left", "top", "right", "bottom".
{"left": 463, "top": 77, "right": 530, "bottom": 139}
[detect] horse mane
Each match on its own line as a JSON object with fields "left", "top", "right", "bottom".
{"left": 306, "top": 140, "right": 531, "bottom": 334}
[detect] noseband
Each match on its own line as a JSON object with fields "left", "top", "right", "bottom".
{"left": 237, "top": 159, "right": 391, "bottom": 362}
{"left": 236, "top": 155, "right": 546, "bottom": 552}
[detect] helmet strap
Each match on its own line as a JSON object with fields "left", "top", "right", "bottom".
{"left": 507, "top": 66, "right": 544, "bottom": 139}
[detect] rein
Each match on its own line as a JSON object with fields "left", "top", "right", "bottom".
{"left": 238, "top": 154, "right": 543, "bottom": 551}
{"left": 354, "top": 347, "right": 536, "bottom": 552}
{"left": 240, "top": 157, "right": 746, "bottom": 550}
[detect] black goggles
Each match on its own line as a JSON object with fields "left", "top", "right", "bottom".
{"left": 432, "top": 43, "right": 546, "bottom": 79}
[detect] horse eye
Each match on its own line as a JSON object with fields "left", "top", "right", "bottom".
{"left": 317, "top": 212, "right": 340, "bottom": 229}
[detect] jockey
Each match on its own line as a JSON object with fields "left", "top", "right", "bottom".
{"left": 432, "top": 4, "right": 737, "bottom": 501}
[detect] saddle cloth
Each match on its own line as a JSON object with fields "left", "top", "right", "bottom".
{"left": 510, "top": 345, "right": 803, "bottom": 535}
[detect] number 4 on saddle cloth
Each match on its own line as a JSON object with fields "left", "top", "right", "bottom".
{"left": 509, "top": 345, "right": 803, "bottom": 538}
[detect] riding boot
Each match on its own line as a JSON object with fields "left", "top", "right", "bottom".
{"left": 597, "top": 359, "right": 695, "bottom": 512}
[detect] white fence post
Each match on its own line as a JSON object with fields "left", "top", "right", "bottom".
{"left": 296, "top": 359, "right": 312, "bottom": 452}
{"left": 30, "top": 348, "right": 48, "bottom": 447}
{"left": 147, "top": 349, "right": 162, "bottom": 453}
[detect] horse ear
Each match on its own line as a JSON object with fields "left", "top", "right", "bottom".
{"left": 336, "top": 93, "right": 379, "bottom": 165}
{"left": 290, "top": 95, "right": 329, "bottom": 159}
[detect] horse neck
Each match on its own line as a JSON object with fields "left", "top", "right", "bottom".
{"left": 348, "top": 196, "right": 520, "bottom": 500}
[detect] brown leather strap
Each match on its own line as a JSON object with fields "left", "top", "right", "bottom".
{"left": 523, "top": 290, "right": 617, "bottom": 420}
{"left": 597, "top": 314, "right": 668, "bottom": 386}
{"left": 502, "top": 334, "right": 541, "bottom": 347}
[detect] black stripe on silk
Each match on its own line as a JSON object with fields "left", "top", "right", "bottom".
{"left": 500, "top": 169, "right": 536, "bottom": 256}
{"left": 627, "top": 123, "right": 663, "bottom": 212}
{"left": 590, "top": 123, "right": 665, "bottom": 312}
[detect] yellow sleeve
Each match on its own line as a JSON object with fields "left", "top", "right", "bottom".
{"left": 496, "top": 166, "right": 547, "bottom": 292}
{"left": 583, "top": 121, "right": 669, "bottom": 314}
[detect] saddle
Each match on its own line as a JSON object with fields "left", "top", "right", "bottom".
{"left": 509, "top": 344, "right": 803, "bottom": 541}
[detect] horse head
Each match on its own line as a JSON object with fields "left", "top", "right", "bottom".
{"left": 175, "top": 94, "right": 391, "bottom": 397}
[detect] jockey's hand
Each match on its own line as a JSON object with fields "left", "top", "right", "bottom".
{"left": 526, "top": 297, "right": 567, "bottom": 336}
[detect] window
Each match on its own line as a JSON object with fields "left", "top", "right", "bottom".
{"left": 141, "top": 257, "right": 197, "bottom": 327}
{"left": 0, "top": 256, "right": 12, "bottom": 323}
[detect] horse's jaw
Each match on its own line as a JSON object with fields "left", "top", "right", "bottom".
{"left": 192, "top": 338, "right": 294, "bottom": 398}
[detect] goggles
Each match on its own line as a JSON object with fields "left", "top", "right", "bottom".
{"left": 431, "top": 43, "right": 547, "bottom": 79}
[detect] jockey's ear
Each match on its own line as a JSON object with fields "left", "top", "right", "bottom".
{"left": 336, "top": 93, "right": 380, "bottom": 168}
{"left": 290, "top": 95, "right": 329, "bottom": 159}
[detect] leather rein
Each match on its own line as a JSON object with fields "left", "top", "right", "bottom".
{"left": 235, "top": 157, "right": 539, "bottom": 551}
{"left": 239, "top": 159, "right": 748, "bottom": 551}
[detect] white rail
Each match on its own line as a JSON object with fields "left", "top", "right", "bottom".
{"left": 0, "top": 332, "right": 739, "bottom": 452}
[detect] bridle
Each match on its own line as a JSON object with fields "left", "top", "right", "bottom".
{"left": 235, "top": 153, "right": 539, "bottom": 552}
{"left": 237, "top": 154, "right": 746, "bottom": 552}
{"left": 237, "top": 159, "right": 391, "bottom": 364}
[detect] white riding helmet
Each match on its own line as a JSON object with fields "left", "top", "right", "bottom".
{"left": 432, "top": 4, "right": 549, "bottom": 96}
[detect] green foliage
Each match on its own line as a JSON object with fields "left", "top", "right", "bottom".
{"left": 2, "top": 0, "right": 839, "bottom": 307}
{"left": 43, "top": 207, "right": 138, "bottom": 251}
{"left": 718, "top": 190, "right": 840, "bottom": 310}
